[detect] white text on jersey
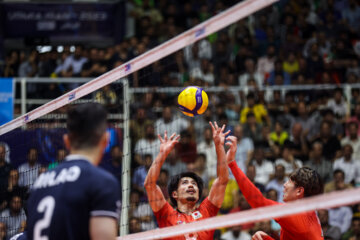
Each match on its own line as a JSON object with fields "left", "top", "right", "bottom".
{"left": 33, "top": 166, "right": 81, "bottom": 189}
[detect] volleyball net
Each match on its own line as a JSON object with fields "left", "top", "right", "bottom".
{"left": 118, "top": 187, "right": 360, "bottom": 240}
{"left": 1, "top": 0, "right": 360, "bottom": 239}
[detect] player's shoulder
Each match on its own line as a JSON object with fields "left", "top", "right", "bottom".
{"left": 154, "top": 201, "right": 174, "bottom": 215}
{"left": 68, "top": 158, "right": 120, "bottom": 194}
{"left": 67, "top": 157, "right": 118, "bottom": 185}
{"left": 48, "top": 156, "right": 90, "bottom": 176}
{"left": 199, "top": 197, "right": 211, "bottom": 206}
{"left": 198, "top": 197, "right": 219, "bottom": 217}
{"left": 61, "top": 155, "right": 104, "bottom": 173}
{"left": 199, "top": 197, "right": 218, "bottom": 210}
{"left": 92, "top": 163, "right": 119, "bottom": 184}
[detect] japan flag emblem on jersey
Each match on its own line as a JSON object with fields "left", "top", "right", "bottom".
{"left": 191, "top": 211, "right": 202, "bottom": 220}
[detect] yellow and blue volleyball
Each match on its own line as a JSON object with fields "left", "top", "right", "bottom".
{"left": 178, "top": 86, "right": 208, "bottom": 117}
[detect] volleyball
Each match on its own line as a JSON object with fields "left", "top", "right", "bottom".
{"left": 177, "top": 86, "right": 208, "bottom": 117}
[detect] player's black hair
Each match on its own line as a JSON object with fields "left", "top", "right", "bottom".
{"left": 168, "top": 172, "right": 204, "bottom": 207}
{"left": 67, "top": 103, "right": 107, "bottom": 150}
{"left": 289, "top": 167, "right": 324, "bottom": 197}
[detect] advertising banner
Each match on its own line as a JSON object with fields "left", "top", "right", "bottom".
{"left": 4, "top": 4, "right": 118, "bottom": 39}
{"left": 0, "top": 78, "right": 14, "bottom": 126}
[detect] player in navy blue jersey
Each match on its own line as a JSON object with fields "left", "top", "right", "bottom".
{"left": 9, "top": 231, "right": 27, "bottom": 240}
{"left": 26, "top": 103, "right": 121, "bottom": 240}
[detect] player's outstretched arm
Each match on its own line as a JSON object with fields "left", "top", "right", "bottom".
{"left": 145, "top": 131, "right": 180, "bottom": 212}
{"left": 226, "top": 136, "right": 276, "bottom": 208}
{"left": 208, "top": 121, "right": 230, "bottom": 208}
{"left": 90, "top": 216, "right": 117, "bottom": 240}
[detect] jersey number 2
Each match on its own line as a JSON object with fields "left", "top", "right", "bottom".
{"left": 34, "top": 196, "right": 55, "bottom": 240}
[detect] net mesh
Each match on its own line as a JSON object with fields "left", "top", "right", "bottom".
{"left": 1, "top": 0, "right": 360, "bottom": 239}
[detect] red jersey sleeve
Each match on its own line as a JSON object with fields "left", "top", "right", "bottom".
{"left": 229, "top": 162, "right": 323, "bottom": 239}
{"left": 199, "top": 197, "right": 220, "bottom": 218}
{"left": 153, "top": 202, "right": 176, "bottom": 228}
{"left": 276, "top": 211, "right": 320, "bottom": 235}
{"left": 276, "top": 215, "right": 302, "bottom": 233}
{"left": 229, "top": 161, "right": 277, "bottom": 208}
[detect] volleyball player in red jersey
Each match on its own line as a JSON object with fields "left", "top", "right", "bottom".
{"left": 225, "top": 136, "right": 324, "bottom": 240}
{"left": 145, "top": 122, "right": 229, "bottom": 240}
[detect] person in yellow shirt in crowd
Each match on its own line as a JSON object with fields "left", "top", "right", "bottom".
{"left": 270, "top": 121, "right": 289, "bottom": 146}
{"left": 283, "top": 52, "right": 299, "bottom": 76}
{"left": 208, "top": 177, "right": 239, "bottom": 213}
{"left": 240, "top": 92, "right": 270, "bottom": 126}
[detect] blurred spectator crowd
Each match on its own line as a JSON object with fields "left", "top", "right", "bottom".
{"left": 2, "top": 0, "right": 360, "bottom": 239}
{"left": 1, "top": 0, "right": 360, "bottom": 92}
